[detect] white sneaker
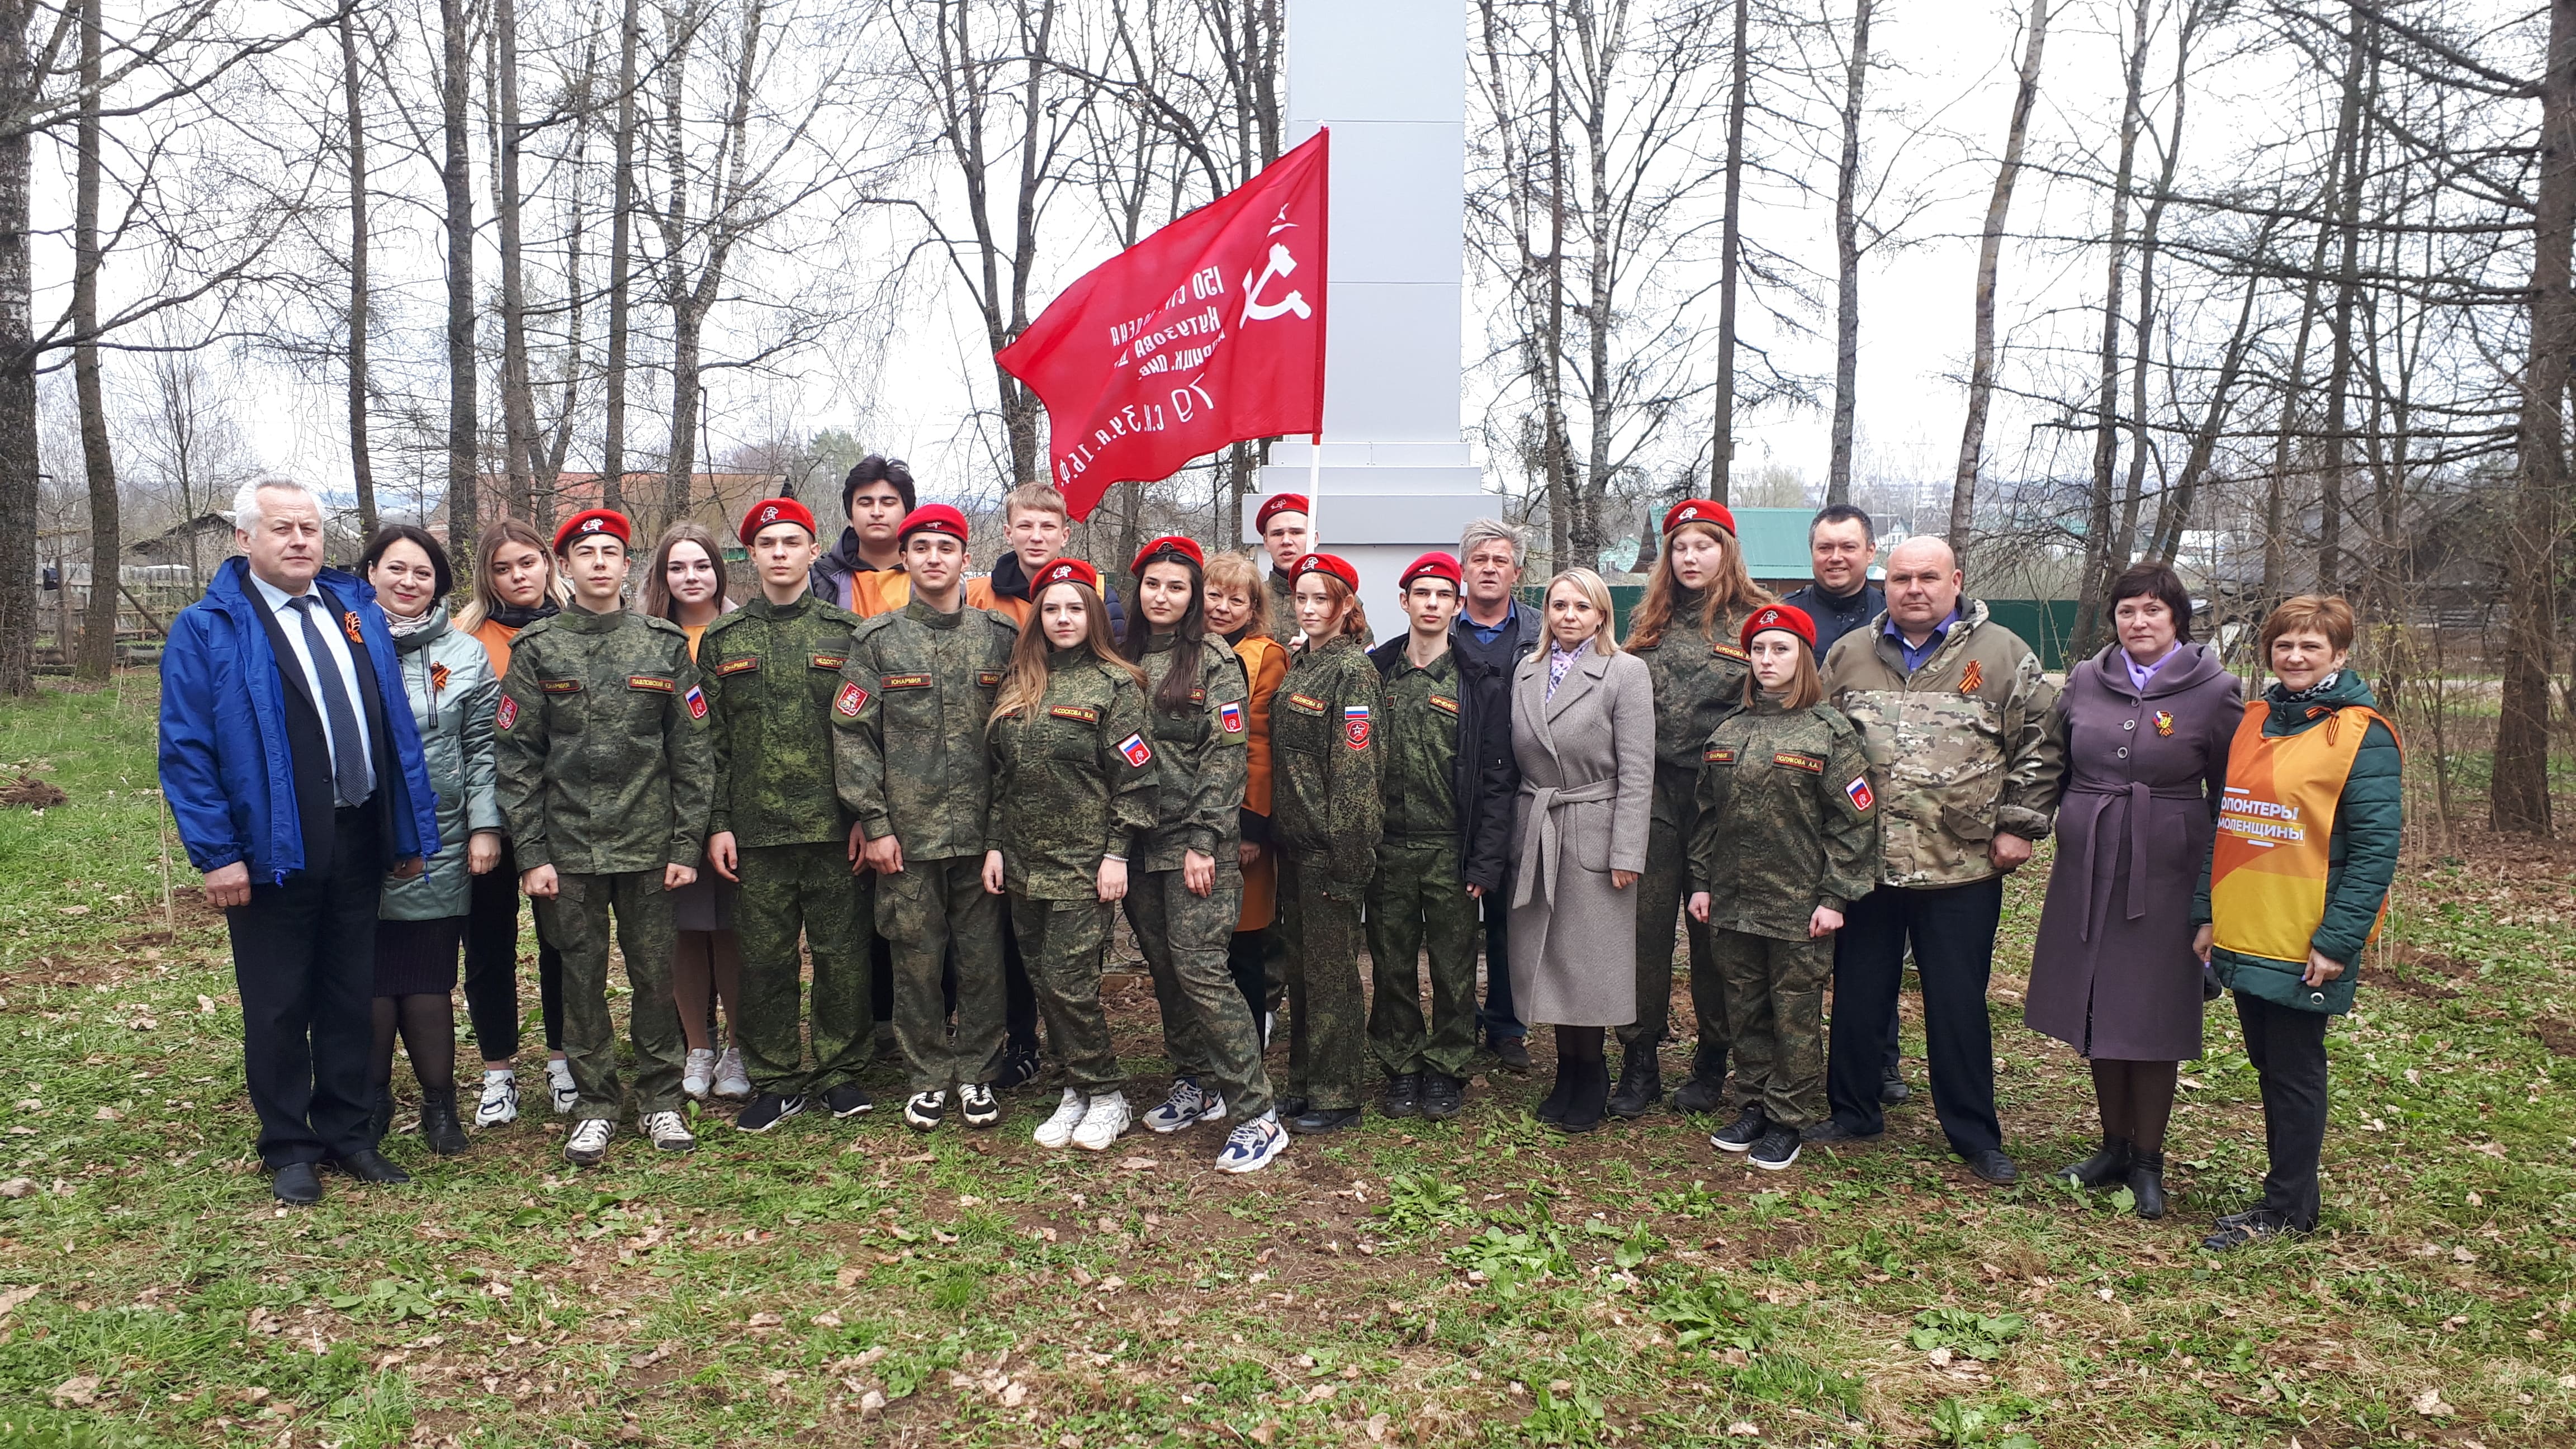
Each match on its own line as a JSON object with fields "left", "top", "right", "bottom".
{"left": 641, "top": 1110, "right": 696, "bottom": 1153}
{"left": 564, "top": 1117, "right": 612, "bottom": 1165}
{"left": 1071, "top": 1091, "right": 1131, "bottom": 1152}
{"left": 547, "top": 1058, "right": 577, "bottom": 1115}
{"left": 712, "top": 1048, "right": 752, "bottom": 1101}
{"left": 681, "top": 1049, "right": 718, "bottom": 1100}
{"left": 959, "top": 1082, "right": 1001, "bottom": 1128}
{"left": 1215, "top": 1113, "right": 1286, "bottom": 1174}
{"left": 904, "top": 1091, "right": 949, "bottom": 1133}
{"left": 1034, "top": 1088, "right": 1088, "bottom": 1149}
{"left": 473, "top": 1069, "right": 520, "bottom": 1128}
{"left": 1142, "top": 1076, "right": 1225, "bottom": 1134}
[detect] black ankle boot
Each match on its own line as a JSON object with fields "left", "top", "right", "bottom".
{"left": 1670, "top": 1043, "right": 1728, "bottom": 1115}
{"left": 2053, "top": 1135, "right": 2132, "bottom": 1189}
{"left": 2127, "top": 1151, "right": 2166, "bottom": 1220}
{"left": 1606, "top": 1041, "right": 1661, "bottom": 1119}
{"left": 368, "top": 1085, "right": 395, "bottom": 1146}
{"left": 1558, "top": 1060, "right": 1612, "bottom": 1134}
{"left": 418, "top": 1086, "right": 469, "bottom": 1156}
{"left": 1535, "top": 1062, "right": 1576, "bottom": 1124}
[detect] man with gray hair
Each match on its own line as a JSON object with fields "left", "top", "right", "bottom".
{"left": 1450, "top": 518, "right": 1538, "bottom": 1071}
{"left": 159, "top": 479, "right": 440, "bottom": 1204}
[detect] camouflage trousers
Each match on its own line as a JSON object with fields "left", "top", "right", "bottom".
{"left": 734, "top": 842, "right": 874, "bottom": 1098}
{"left": 1363, "top": 836, "right": 1483, "bottom": 1081}
{"left": 1011, "top": 895, "right": 1120, "bottom": 1095}
{"left": 1627, "top": 765, "right": 1727, "bottom": 1057}
{"left": 1127, "top": 867, "right": 1273, "bottom": 1120}
{"left": 1279, "top": 853, "right": 1367, "bottom": 1111}
{"left": 1715, "top": 927, "right": 1831, "bottom": 1129}
{"left": 877, "top": 856, "right": 1005, "bottom": 1095}
{"left": 537, "top": 869, "right": 684, "bottom": 1122}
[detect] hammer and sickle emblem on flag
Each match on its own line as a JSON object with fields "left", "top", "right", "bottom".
{"left": 1241, "top": 242, "right": 1310, "bottom": 324}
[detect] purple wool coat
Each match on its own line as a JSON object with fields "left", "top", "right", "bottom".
{"left": 2024, "top": 642, "right": 2240, "bottom": 1062}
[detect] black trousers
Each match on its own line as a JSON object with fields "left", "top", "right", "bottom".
{"left": 463, "top": 838, "right": 563, "bottom": 1059}
{"left": 2232, "top": 990, "right": 2330, "bottom": 1228}
{"left": 1825, "top": 878, "right": 2005, "bottom": 1156}
{"left": 1478, "top": 894, "right": 1524, "bottom": 1042}
{"left": 228, "top": 806, "right": 382, "bottom": 1168}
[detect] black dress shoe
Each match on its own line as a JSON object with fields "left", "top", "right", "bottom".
{"left": 2202, "top": 1208, "right": 2304, "bottom": 1251}
{"left": 271, "top": 1162, "right": 323, "bottom": 1205}
{"left": 1382, "top": 1073, "right": 1423, "bottom": 1119}
{"left": 326, "top": 1148, "right": 414, "bottom": 1185}
{"left": 1963, "top": 1148, "right": 2018, "bottom": 1185}
{"left": 1287, "top": 1105, "right": 1362, "bottom": 1135}
{"left": 2053, "top": 1135, "right": 2132, "bottom": 1189}
{"left": 1421, "top": 1074, "right": 1464, "bottom": 1120}
{"left": 1488, "top": 1037, "right": 1532, "bottom": 1073}
{"left": 1879, "top": 1075, "right": 1912, "bottom": 1106}
{"left": 1801, "top": 1117, "right": 1883, "bottom": 1144}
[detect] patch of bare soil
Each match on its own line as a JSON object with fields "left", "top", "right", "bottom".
{"left": 0, "top": 773, "right": 67, "bottom": 808}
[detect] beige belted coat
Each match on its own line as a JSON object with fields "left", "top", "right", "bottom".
{"left": 1507, "top": 643, "right": 1656, "bottom": 1027}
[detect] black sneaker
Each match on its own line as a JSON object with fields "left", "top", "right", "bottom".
{"left": 991, "top": 1045, "right": 1042, "bottom": 1091}
{"left": 1749, "top": 1124, "right": 1801, "bottom": 1171}
{"left": 1287, "top": 1105, "right": 1363, "bottom": 1135}
{"left": 825, "top": 1083, "right": 873, "bottom": 1118}
{"left": 736, "top": 1093, "right": 806, "bottom": 1133}
{"left": 1421, "top": 1074, "right": 1464, "bottom": 1120}
{"left": 1382, "top": 1073, "right": 1423, "bottom": 1119}
{"left": 1710, "top": 1106, "right": 1767, "bottom": 1153}
{"left": 1801, "top": 1117, "right": 1882, "bottom": 1145}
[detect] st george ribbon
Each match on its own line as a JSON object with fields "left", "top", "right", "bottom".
{"left": 997, "top": 130, "right": 1328, "bottom": 522}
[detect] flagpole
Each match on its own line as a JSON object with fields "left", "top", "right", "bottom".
{"left": 1306, "top": 432, "right": 1323, "bottom": 546}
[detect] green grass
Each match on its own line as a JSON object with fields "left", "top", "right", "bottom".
{"left": 0, "top": 674, "right": 2572, "bottom": 1446}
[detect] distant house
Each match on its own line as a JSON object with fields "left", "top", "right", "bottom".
{"left": 125, "top": 513, "right": 240, "bottom": 575}
{"left": 422, "top": 472, "right": 798, "bottom": 553}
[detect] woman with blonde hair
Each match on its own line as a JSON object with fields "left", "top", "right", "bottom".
{"left": 1202, "top": 551, "right": 1287, "bottom": 1038}
{"left": 1509, "top": 568, "right": 1655, "bottom": 1131}
{"left": 1615, "top": 500, "right": 1773, "bottom": 1119}
{"left": 640, "top": 522, "right": 749, "bottom": 1104}
{"left": 456, "top": 518, "right": 572, "bottom": 1124}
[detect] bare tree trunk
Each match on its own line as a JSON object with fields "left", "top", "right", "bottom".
{"left": 441, "top": 0, "right": 480, "bottom": 567}
{"left": 1947, "top": 0, "right": 2047, "bottom": 553}
{"left": 2316, "top": 4, "right": 2371, "bottom": 596}
{"left": 0, "top": 0, "right": 34, "bottom": 696}
{"left": 339, "top": 11, "right": 375, "bottom": 537}
{"left": 602, "top": 0, "right": 640, "bottom": 514}
{"left": 2263, "top": 221, "right": 2333, "bottom": 601}
{"left": 1707, "top": 0, "right": 1747, "bottom": 505}
{"left": 2147, "top": 255, "right": 2265, "bottom": 565}
{"left": 1545, "top": 14, "right": 1571, "bottom": 565}
{"left": 494, "top": 0, "right": 538, "bottom": 523}
{"left": 73, "top": 0, "right": 115, "bottom": 681}
{"left": 1825, "top": 0, "right": 1872, "bottom": 506}
{"left": 2491, "top": 0, "right": 2574, "bottom": 836}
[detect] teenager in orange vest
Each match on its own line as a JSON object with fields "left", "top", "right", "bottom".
{"left": 965, "top": 482, "right": 1126, "bottom": 641}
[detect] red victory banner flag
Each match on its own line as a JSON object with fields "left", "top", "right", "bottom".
{"left": 997, "top": 130, "right": 1328, "bottom": 521}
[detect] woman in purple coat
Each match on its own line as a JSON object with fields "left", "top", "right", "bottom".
{"left": 2026, "top": 561, "right": 2239, "bottom": 1220}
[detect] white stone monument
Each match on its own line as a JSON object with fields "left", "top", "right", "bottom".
{"left": 1248, "top": 0, "right": 1494, "bottom": 613}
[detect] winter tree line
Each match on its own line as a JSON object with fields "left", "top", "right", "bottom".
{"left": 0, "top": 0, "right": 2569, "bottom": 837}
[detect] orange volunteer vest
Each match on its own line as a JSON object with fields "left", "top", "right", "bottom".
{"left": 2207, "top": 699, "right": 2395, "bottom": 964}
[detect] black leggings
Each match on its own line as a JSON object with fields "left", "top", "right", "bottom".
{"left": 2091, "top": 1058, "right": 2179, "bottom": 1156}
{"left": 463, "top": 840, "right": 564, "bottom": 1060}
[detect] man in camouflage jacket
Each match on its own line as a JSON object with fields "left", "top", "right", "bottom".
{"left": 702, "top": 499, "right": 873, "bottom": 1132}
{"left": 1812, "top": 537, "right": 2061, "bottom": 1183}
{"left": 494, "top": 509, "right": 714, "bottom": 1164}
{"left": 830, "top": 504, "right": 1022, "bottom": 1130}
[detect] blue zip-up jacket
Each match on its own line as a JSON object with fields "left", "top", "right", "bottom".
{"left": 158, "top": 557, "right": 441, "bottom": 883}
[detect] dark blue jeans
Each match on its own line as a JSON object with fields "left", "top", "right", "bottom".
{"left": 1825, "top": 878, "right": 2004, "bottom": 1156}
{"left": 1479, "top": 894, "right": 1524, "bottom": 1043}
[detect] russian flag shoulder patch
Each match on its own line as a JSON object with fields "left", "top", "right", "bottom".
{"left": 1845, "top": 775, "right": 1874, "bottom": 812}
{"left": 1218, "top": 700, "right": 1244, "bottom": 733}
{"left": 1119, "top": 732, "right": 1153, "bottom": 766}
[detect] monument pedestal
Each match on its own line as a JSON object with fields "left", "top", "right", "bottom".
{"left": 1248, "top": 0, "right": 1495, "bottom": 608}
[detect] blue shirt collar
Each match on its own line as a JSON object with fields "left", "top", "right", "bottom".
{"left": 1885, "top": 606, "right": 1959, "bottom": 670}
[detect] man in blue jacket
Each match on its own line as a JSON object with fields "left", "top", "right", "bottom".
{"left": 159, "top": 479, "right": 439, "bottom": 1205}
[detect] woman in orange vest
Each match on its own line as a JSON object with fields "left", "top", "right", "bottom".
{"left": 1204, "top": 551, "right": 1287, "bottom": 1043}
{"left": 2193, "top": 594, "right": 2400, "bottom": 1251}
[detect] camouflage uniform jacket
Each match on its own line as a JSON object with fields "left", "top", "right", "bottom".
{"left": 830, "top": 598, "right": 1019, "bottom": 860}
{"left": 1369, "top": 646, "right": 1461, "bottom": 840}
{"left": 700, "top": 592, "right": 863, "bottom": 848}
{"left": 1271, "top": 632, "right": 1384, "bottom": 884}
{"left": 1686, "top": 698, "right": 1881, "bottom": 941}
{"left": 1134, "top": 633, "right": 1249, "bottom": 873}
{"left": 1630, "top": 595, "right": 1760, "bottom": 773}
{"left": 1265, "top": 567, "right": 1300, "bottom": 642}
{"left": 987, "top": 650, "right": 1158, "bottom": 899}
{"left": 1821, "top": 598, "right": 2061, "bottom": 888}
{"left": 494, "top": 603, "right": 714, "bottom": 874}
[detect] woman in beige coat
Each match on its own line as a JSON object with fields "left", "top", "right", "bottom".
{"left": 1509, "top": 569, "right": 1656, "bottom": 1132}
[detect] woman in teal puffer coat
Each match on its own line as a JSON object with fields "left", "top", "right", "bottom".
{"left": 2193, "top": 594, "right": 2400, "bottom": 1250}
{"left": 364, "top": 526, "right": 504, "bottom": 1156}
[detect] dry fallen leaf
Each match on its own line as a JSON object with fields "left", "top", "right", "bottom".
{"left": 2412, "top": 1388, "right": 2454, "bottom": 1418}
{"left": 1727, "top": 1424, "right": 1761, "bottom": 1438}
{"left": 50, "top": 1376, "right": 99, "bottom": 1407}
{"left": 0, "top": 1284, "right": 37, "bottom": 1317}
{"left": 1117, "top": 1156, "right": 1158, "bottom": 1171}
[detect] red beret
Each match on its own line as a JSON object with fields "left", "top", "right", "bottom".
{"left": 1287, "top": 552, "right": 1358, "bottom": 593}
{"left": 897, "top": 503, "right": 970, "bottom": 543}
{"left": 740, "top": 497, "right": 817, "bottom": 545}
{"left": 1399, "top": 551, "right": 1462, "bottom": 590}
{"left": 1129, "top": 534, "right": 1206, "bottom": 576}
{"left": 1741, "top": 603, "right": 1816, "bottom": 651}
{"left": 1662, "top": 499, "right": 1737, "bottom": 538}
{"left": 1031, "top": 557, "right": 1101, "bottom": 595}
{"left": 1254, "top": 494, "right": 1311, "bottom": 533}
{"left": 553, "top": 508, "right": 631, "bottom": 552}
